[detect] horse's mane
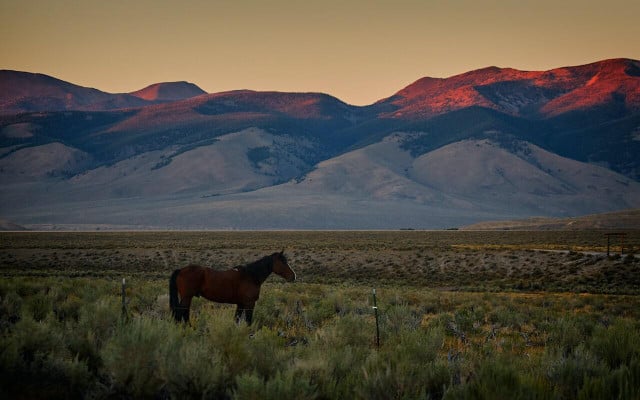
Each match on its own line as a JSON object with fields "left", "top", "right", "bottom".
{"left": 236, "top": 254, "right": 273, "bottom": 284}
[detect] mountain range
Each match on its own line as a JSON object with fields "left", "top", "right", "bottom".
{"left": 1, "top": 58, "right": 639, "bottom": 229}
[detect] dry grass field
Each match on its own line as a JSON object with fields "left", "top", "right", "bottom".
{"left": 1, "top": 230, "right": 639, "bottom": 399}
{"left": 1, "top": 230, "right": 638, "bottom": 293}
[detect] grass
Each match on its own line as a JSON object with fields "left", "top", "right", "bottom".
{"left": 1, "top": 231, "right": 638, "bottom": 293}
{"left": 0, "top": 230, "right": 639, "bottom": 398}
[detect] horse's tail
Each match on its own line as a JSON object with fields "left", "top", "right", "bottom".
{"left": 169, "top": 269, "right": 181, "bottom": 319}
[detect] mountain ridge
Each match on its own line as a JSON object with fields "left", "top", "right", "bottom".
{"left": 129, "top": 81, "right": 207, "bottom": 102}
{"left": 1, "top": 58, "right": 639, "bottom": 229}
{"left": 0, "top": 70, "right": 208, "bottom": 114}
{"left": 377, "top": 58, "right": 640, "bottom": 119}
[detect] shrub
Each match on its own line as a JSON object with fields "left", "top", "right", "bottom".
{"left": 578, "top": 360, "right": 640, "bottom": 400}
{"left": 443, "top": 358, "right": 549, "bottom": 400}
{"left": 203, "top": 310, "right": 252, "bottom": 378}
{"left": 304, "top": 289, "right": 354, "bottom": 328}
{"left": 53, "top": 293, "right": 83, "bottom": 322}
{"left": 394, "top": 325, "right": 445, "bottom": 364}
{"left": 0, "top": 291, "right": 22, "bottom": 328}
{"left": 101, "top": 317, "right": 169, "bottom": 397}
{"left": 25, "top": 291, "right": 52, "bottom": 321}
{"left": 545, "top": 346, "right": 608, "bottom": 399}
{"left": 589, "top": 319, "right": 640, "bottom": 369}
{"left": 252, "top": 292, "right": 284, "bottom": 329}
{"left": 0, "top": 315, "right": 93, "bottom": 398}
{"left": 487, "top": 304, "right": 525, "bottom": 328}
{"left": 382, "top": 302, "right": 422, "bottom": 336}
{"left": 233, "top": 370, "right": 317, "bottom": 400}
{"left": 1, "top": 266, "right": 640, "bottom": 399}
{"left": 76, "top": 297, "right": 120, "bottom": 347}
{"left": 316, "top": 313, "right": 374, "bottom": 348}
{"left": 128, "top": 280, "right": 165, "bottom": 315}
{"left": 359, "top": 349, "right": 450, "bottom": 399}
{"left": 248, "top": 327, "right": 288, "bottom": 380}
{"left": 546, "top": 316, "right": 594, "bottom": 357}
{"left": 1, "top": 315, "right": 63, "bottom": 366}
{"left": 62, "top": 296, "right": 121, "bottom": 376}
{"left": 161, "top": 330, "right": 228, "bottom": 400}
{"left": 453, "top": 306, "right": 485, "bottom": 334}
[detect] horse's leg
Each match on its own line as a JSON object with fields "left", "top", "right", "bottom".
{"left": 245, "top": 308, "right": 254, "bottom": 326}
{"left": 234, "top": 305, "right": 245, "bottom": 324}
{"left": 235, "top": 303, "right": 255, "bottom": 325}
{"left": 180, "top": 296, "right": 193, "bottom": 323}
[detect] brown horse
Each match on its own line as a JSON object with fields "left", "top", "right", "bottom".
{"left": 169, "top": 251, "right": 296, "bottom": 324}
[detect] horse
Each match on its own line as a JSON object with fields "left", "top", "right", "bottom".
{"left": 169, "top": 251, "right": 296, "bottom": 324}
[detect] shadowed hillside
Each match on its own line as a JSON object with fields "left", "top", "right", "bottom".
{"left": 1, "top": 59, "right": 639, "bottom": 229}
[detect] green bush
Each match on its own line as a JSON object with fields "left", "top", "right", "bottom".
{"left": 316, "top": 313, "right": 374, "bottom": 348}
{"left": 547, "top": 316, "right": 595, "bottom": 356}
{"left": 25, "top": 291, "right": 52, "bottom": 321}
{"left": 487, "top": 304, "right": 525, "bottom": 328}
{"left": 589, "top": 319, "right": 640, "bottom": 369}
{"left": 248, "top": 327, "right": 288, "bottom": 380}
{"left": 0, "top": 315, "right": 93, "bottom": 398}
{"left": 382, "top": 302, "right": 422, "bottom": 335}
{"left": 252, "top": 292, "right": 284, "bottom": 329}
{"left": 101, "top": 317, "right": 169, "bottom": 398}
{"left": 443, "top": 358, "right": 549, "bottom": 400}
{"left": 76, "top": 297, "right": 120, "bottom": 346}
{"left": 453, "top": 306, "right": 485, "bottom": 335}
{"left": 233, "top": 370, "right": 317, "bottom": 400}
{"left": 545, "top": 346, "right": 608, "bottom": 399}
{"left": 578, "top": 360, "right": 640, "bottom": 400}
{"left": 61, "top": 296, "right": 121, "bottom": 376}
{"left": 359, "top": 351, "right": 450, "bottom": 399}
{"left": 161, "top": 329, "right": 228, "bottom": 400}
{"left": 203, "top": 311, "right": 253, "bottom": 378}
{"left": 0, "top": 291, "right": 22, "bottom": 328}
{"left": 53, "top": 293, "right": 83, "bottom": 322}
{"left": 1, "top": 273, "right": 640, "bottom": 399}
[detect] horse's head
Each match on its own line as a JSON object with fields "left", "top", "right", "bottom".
{"left": 272, "top": 250, "right": 296, "bottom": 282}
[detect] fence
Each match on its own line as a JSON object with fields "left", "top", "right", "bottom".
{"left": 605, "top": 232, "right": 627, "bottom": 256}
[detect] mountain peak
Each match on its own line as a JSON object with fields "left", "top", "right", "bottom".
{"left": 129, "top": 81, "right": 206, "bottom": 102}
{"left": 0, "top": 70, "right": 150, "bottom": 114}
{"left": 2, "top": 59, "right": 640, "bottom": 229}
{"left": 0, "top": 70, "right": 95, "bottom": 100}
{"left": 381, "top": 58, "right": 640, "bottom": 119}
{"left": 593, "top": 58, "right": 640, "bottom": 80}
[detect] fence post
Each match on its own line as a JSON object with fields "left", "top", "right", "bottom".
{"left": 121, "top": 278, "right": 128, "bottom": 320}
{"left": 373, "top": 288, "right": 380, "bottom": 349}
{"left": 605, "top": 233, "right": 627, "bottom": 257}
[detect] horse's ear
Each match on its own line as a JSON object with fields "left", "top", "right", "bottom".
{"left": 280, "top": 249, "right": 285, "bottom": 255}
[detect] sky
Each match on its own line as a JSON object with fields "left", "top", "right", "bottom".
{"left": 1, "top": 0, "right": 639, "bottom": 105}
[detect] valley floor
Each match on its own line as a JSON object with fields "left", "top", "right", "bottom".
{"left": 1, "top": 230, "right": 638, "bottom": 293}
{"left": 1, "top": 231, "right": 639, "bottom": 398}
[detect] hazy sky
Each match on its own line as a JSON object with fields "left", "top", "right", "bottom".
{"left": 2, "top": 0, "right": 639, "bottom": 105}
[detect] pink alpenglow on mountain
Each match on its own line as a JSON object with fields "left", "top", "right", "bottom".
{"left": 129, "top": 82, "right": 207, "bottom": 102}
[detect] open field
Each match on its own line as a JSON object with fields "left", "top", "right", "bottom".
{"left": 1, "top": 231, "right": 640, "bottom": 398}
{"left": 461, "top": 208, "right": 640, "bottom": 231}
{"left": 1, "top": 230, "right": 639, "bottom": 293}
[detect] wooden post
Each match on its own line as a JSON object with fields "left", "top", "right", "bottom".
{"left": 605, "top": 233, "right": 627, "bottom": 257}
{"left": 121, "top": 278, "right": 127, "bottom": 320}
{"left": 372, "top": 288, "right": 380, "bottom": 349}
